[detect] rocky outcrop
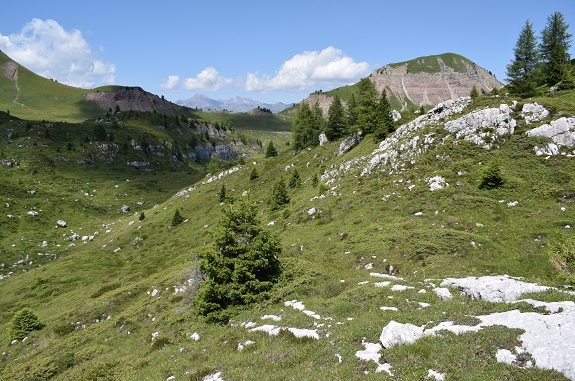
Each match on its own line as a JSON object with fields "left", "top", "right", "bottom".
{"left": 526, "top": 117, "right": 575, "bottom": 156}
{"left": 85, "top": 87, "right": 190, "bottom": 115}
{"left": 305, "top": 54, "right": 502, "bottom": 116}
{"left": 370, "top": 55, "right": 502, "bottom": 110}
{"left": 304, "top": 93, "right": 345, "bottom": 116}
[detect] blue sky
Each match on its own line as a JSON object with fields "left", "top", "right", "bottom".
{"left": 0, "top": 0, "right": 573, "bottom": 104}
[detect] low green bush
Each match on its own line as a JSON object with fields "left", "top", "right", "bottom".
{"left": 8, "top": 307, "right": 45, "bottom": 341}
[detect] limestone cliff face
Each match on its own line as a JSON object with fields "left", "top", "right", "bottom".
{"left": 302, "top": 54, "right": 503, "bottom": 115}
{"left": 370, "top": 55, "right": 502, "bottom": 110}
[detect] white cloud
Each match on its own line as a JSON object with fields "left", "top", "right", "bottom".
{"left": 0, "top": 18, "right": 115, "bottom": 88}
{"left": 183, "top": 67, "right": 232, "bottom": 91}
{"left": 246, "top": 46, "right": 370, "bottom": 92}
{"left": 160, "top": 75, "right": 181, "bottom": 91}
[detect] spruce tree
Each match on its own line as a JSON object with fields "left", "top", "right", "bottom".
{"left": 292, "top": 101, "right": 313, "bottom": 150}
{"left": 219, "top": 184, "right": 227, "bottom": 203}
{"left": 506, "top": 20, "right": 540, "bottom": 97}
{"left": 265, "top": 141, "right": 278, "bottom": 158}
{"left": 8, "top": 308, "right": 45, "bottom": 341}
{"left": 347, "top": 93, "right": 359, "bottom": 133}
{"left": 311, "top": 100, "right": 325, "bottom": 146}
{"left": 356, "top": 78, "right": 379, "bottom": 134}
{"left": 171, "top": 208, "right": 184, "bottom": 226}
{"left": 195, "top": 201, "right": 282, "bottom": 322}
{"left": 374, "top": 89, "right": 395, "bottom": 141}
{"left": 268, "top": 177, "right": 289, "bottom": 210}
{"left": 325, "top": 95, "right": 347, "bottom": 141}
{"left": 288, "top": 168, "right": 301, "bottom": 188}
{"left": 540, "top": 12, "right": 572, "bottom": 86}
{"left": 249, "top": 167, "right": 259, "bottom": 181}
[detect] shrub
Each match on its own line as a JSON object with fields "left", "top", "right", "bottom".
{"left": 249, "top": 168, "right": 259, "bottom": 181}
{"left": 478, "top": 160, "right": 504, "bottom": 189}
{"left": 8, "top": 308, "right": 45, "bottom": 341}
{"left": 548, "top": 236, "right": 575, "bottom": 283}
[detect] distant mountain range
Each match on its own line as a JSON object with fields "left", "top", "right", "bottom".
{"left": 176, "top": 94, "right": 292, "bottom": 113}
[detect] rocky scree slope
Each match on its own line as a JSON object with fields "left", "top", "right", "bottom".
{"left": 321, "top": 97, "right": 573, "bottom": 185}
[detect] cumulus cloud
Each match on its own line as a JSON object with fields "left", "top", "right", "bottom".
{"left": 246, "top": 46, "right": 370, "bottom": 92}
{"left": 162, "top": 67, "right": 233, "bottom": 92}
{"left": 0, "top": 18, "right": 115, "bottom": 88}
{"left": 183, "top": 67, "right": 233, "bottom": 91}
{"left": 160, "top": 75, "right": 181, "bottom": 91}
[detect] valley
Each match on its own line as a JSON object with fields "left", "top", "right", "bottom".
{"left": 1, "top": 47, "right": 575, "bottom": 380}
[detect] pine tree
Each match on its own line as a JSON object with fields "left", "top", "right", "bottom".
{"left": 219, "top": 184, "right": 227, "bottom": 203}
{"left": 374, "top": 89, "right": 395, "bottom": 141}
{"left": 288, "top": 168, "right": 301, "bottom": 188}
{"left": 325, "top": 95, "right": 347, "bottom": 141}
{"left": 195, "top": 201, "right": 282, "bottom": 322}
{"left": 356, "top": 78, "right": 379, "bottom": 134}
{"left": 506, "top": 20, "right": 540, "bottom": 97}
{"left": 249, "top": 167, "right": 259, "bottom": 181}
{"left": 470, "top": 85, "right": 479, "bottom": 99}
{"left": 507, "top": 20, "right": 541, "bottom": 96}
{"left": 292, "top": 101, "right": 313, "bottom": 150}
{"left": 311, "top": 100, "right": 325, "bottom": 145}
{"left": 171, "top": 208, "right": 184, "bottom": 226}
{"left": 347, "top": 93, "right": 359, "bottom": 133}
{"left": 265, "top": 141, "right": 278, "bottom": 158}
{"left": 292, "top": 100, "right": 323, "bottom": 151}
{"left": 540, "top": 12, "right": 572, "bottom": 86}
{"left": 268, "top": 177, "right": 289, "bottom": 210}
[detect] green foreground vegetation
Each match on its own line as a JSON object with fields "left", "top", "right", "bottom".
{"left": 1, "top": 86, "right": 575, "bottom": 380}
{"left": 1, "top": 17, "right": 575, "bottom": 378}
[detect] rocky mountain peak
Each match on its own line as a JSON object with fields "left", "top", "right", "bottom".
{"left": 370, "top": 53, "right": 503, "bottom": 110}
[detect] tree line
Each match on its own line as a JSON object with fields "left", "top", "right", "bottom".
{"left": 507, "top": 11, "right": 573, "bottom": 97}
{"left": 292, "top": 78, "right": 396, "bottom": 150}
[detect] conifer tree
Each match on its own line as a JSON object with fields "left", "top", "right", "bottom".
{"left": 374, "top": 89, "right": 395, "bottom": 141}
{"left": 540, "top": 12, "right": 572, "bottom": 86}
{"left": 265, "top": 141, "right": 278, "bottom": 158}
{"left": 171, "top": 208, "right": 184, "bottom": 226}
{"left": 355, "top": 78, "right": 379, "bottom": 134}
{"left": 292, "top": 101, "right": 313, "bottom": 150}
{"left": 506, "top": 20, "right": 540, "bottom": 97}
{"left": 347, "top": 93, "right": 359, "bottom": 133}
{"left": 219, "top": 184, "right": 227, "bottom": 203}
{"left": 325, "top": 95, "right": 347, "bottom": 141}
{"left": 8, "top": 308, "right": 45, "bottom": 341}
{"left": 311, "top": 100, "right": 325, "bottom": 143}
{"left": 195, "top": 201, "right": 282, "bottom": 322}
{"left": 470, "top": 85, "right": 479, "bottom": 99}
{"left": 268, "top": 177, "right": 289, "bottom": 210}
{"left": 292, "top": 100, "right": 323, "bottom": 151}
{"left": 249, "top": 167, "right": 259, "bottom": 181}
{"left": 288, "top": 168, "right": 301, "bottom": 188}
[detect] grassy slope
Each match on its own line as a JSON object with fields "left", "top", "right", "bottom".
{"left": 0, "top": 51, "right": 293, "bottom": 135}
{"left": 1, "top": 90, "right": 575, "bottom": 380}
